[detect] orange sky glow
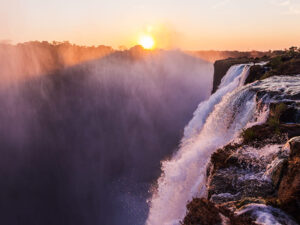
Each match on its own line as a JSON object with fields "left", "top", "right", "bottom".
{"left": 1, "top": 0, "right": 300, "bottom": 50}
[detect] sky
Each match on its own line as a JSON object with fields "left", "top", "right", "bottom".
{"left": 1, "top": 0, "right": 300, "bottom": 50}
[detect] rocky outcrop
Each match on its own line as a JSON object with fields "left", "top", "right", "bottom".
{"left": 245, "top": 65, "right": 266, "bottom": 84}
{"left": 181, "top": 198, "right": 256, "bottom": 225}
{"left": 272, "top": 137, "right": 300, "bottom": 223}
{"left": 182, "top": 136, "right": 300, "bottom": 225}
{"left": 208, "top": 144, "right": 286, "bottom": 202}
{"left": 212, "top": 49, "right": 300, "bottom": 94}
{"left": 183, "top": 50, "right": 300, "bottom": 224}
{"left": 181, "top": 98, "right": 300, "bottom": 224}
{"left": 212, "top": 58, "right": 258, "bottom": 94}
{"left": 207, "top": 116, "right": 300, "bottom": 222}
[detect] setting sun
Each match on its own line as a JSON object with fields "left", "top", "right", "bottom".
{"left": 138, "top": 35, "right": 155, "bottom": 49}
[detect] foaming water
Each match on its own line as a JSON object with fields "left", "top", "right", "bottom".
{"left": 147, "top": 71, "right": 300, "bottom": 224}
{"left": 183, "top": 64, "right": 251, "bottom": 140}
{"left": 146, "top": 63, "right": 257, "bottom": 225}
{"left": 253, "top": 75, "right": 300, "bottom": 98}
{"left": 236, "top": 204, "right": 298, "bottom": 225}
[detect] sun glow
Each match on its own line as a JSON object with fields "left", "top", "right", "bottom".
{"left": 138, "top": 35, "right": 155, "bottom": 49}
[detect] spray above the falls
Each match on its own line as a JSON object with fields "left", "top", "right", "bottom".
{"left": 0, "top": 50, "right": 214, "bottom": 225}
{"left": 146, "top": 63, "right": 261, "bottom": 225}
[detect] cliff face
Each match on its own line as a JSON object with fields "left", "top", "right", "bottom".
{"left": 182, "top": 50, "right": 300, "bottom": 225}
{"left": 183, "top": 136, "right": 300, "bottom": 225}
{"left": 212, "top": 58, "right": 259, "bottom": 93}
{"left": 212, "top": 49, "right": 300, "bottom": 94}
{"left": 182, "top": 97, "right": 300, "bottom": 225}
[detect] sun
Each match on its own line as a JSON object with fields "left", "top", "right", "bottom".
{"left": 138, "top": 35, "right": 155, "bottom": 49}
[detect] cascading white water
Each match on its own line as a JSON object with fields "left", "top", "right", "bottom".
{"left": 146, "top": 63, "right": 259, "bottom": 225}
{"left": 183, "top": 64, "right": 252, "bottom": 140}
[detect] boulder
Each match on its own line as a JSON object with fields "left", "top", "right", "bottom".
{"left": 181, "top": 198, "right": 256, "bottom": 225}
{"left": 277, "top": 137, "right": 300, "bottom": 223}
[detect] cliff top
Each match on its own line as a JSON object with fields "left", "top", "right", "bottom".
{"left": 212, "top": 47, "right": 300, "bottom": 93}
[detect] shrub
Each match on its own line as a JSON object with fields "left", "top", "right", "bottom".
{"left": 274, "top": 103, "right": 287, "bottom": 119}
{"left": 267, "top": 118, "right": 281, "bottom": 134}
{"left": 267, "top": 103, "right": 287, "bottom": 133}
{"left": 260, "top": 71, "right": 272, "bottom": 80}
{"left": 269, "top": 56, "right": 282, "bottom": 69}
{"left": 241, "top": 128, "right": 257, "bottom": 143}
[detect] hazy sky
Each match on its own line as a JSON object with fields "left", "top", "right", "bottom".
{"left": 1, "top": 0, "right": 300, "bottom": 50}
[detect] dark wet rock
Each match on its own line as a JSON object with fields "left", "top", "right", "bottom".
{"left": 280, "top": 124, "right": 300, "bottom": 139}
{"left": 207, "top": 131, "right": 290, "bottom": 203}
{"left": 268, "top": 102, "right": 300, "bottom": 124}
{"left": 205, "top": 136, "right": 300, "bottom": 224}
{"left": 181, "top": 198, "right": 257, "bottom": 225}
{"left": 208, "top": 168, "right": 238, "bottom": 201}
{"left": 212, "top": 50, "right": 300, "bottom": 95}
{"left": 280, "top": 107, "right": 300, "bottom": 123}
{"left": 181, "top": 198, "right": 224, "bottom": 225}
{"left": 234, "top": 197, "right": 267, "bottom": 209}
{"left": 201, "top": 134, "right": 300, "bottom": 224}
{"left": 269, "top": 158, "right": 288, "bottom": 188}
{"left": 212, "top": 58, "right": 259, "bottom": 94}
{"left": 236, "top": 203, "right": 298, "bottom": 225}
{"left": 208, "top": 166, "right": 275, "bottom": 204}
{"left": 288, "top": 136, "right": 300, "bottom": 156}
{"left": 184, "top": 67, "right": 300, "bottom": 224}
{"left": 239, "top": 102, "right": 300, "bottom": 146}
{"left": 240, "top": 124, "right": 288, "bottom": 148}
{"left": 183, "top": 137, "right": 299, "bottom": 223}
{"left": 245, "top": 65, "right": 266, "bottom": 84}
{"left": 275, "top": 137, "right": 300, "bottom": 223}
{"left": 207, "top": 132, "right": 295, "bottom": 203}
{"left": 208, "top": 143, "right": 241, "bottom": 175}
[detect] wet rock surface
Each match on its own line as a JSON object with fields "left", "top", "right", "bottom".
{"left": 182, "top": 136, "right": 300, "bottom": 225}
{"left": 236, "top": 203, "right": 298, "bottom": 225}
{"left": 207, "top": 144, "right": 286, "bottom": 204}
{"left": 182, "top": 72, "right": 300, "bottom": 224}
{"left": 181, "top": 198, "right": 256, "bottom": 225}
{"left": 183, "top": 118, "right": 300, "bottom": 225}
{"left": 212, "top": 58, "right": 262, "bottom": 94}
{"left": 274, "top": 137, "right": 300, "bottom": 223}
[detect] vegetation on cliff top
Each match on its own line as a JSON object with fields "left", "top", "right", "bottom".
{"left": 213, "top": 46, "right": 300, "bottom": 93}
{"left": 246, "top": 47, "right": 300, "bottom": 83}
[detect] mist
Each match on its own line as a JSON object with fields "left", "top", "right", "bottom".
{"left": 0, "top": 41, "right": 113, "bottom": 82}
{"left": 0, "top": 46, "right": 213, "bottom": 225}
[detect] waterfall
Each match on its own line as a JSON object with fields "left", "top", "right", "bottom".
{"left": 146, "top": 63, "right": 259, "bottom": 225}
{"left": 183, "top": 63, "right": 252, "bottom": 140}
